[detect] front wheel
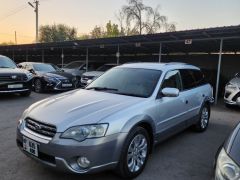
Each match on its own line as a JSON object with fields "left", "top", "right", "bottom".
{"left": 115, "top": 127, "right": 150, "bottom": 179}
{"left": 194, "top": 104, "right": 210, "bottom": 132}
{"left": 34, "top": 79, "right": 43, "bottom": 93}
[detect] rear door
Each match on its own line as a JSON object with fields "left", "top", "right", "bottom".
{"left": 179, "top": 69, "right": 205, "bottom": 121}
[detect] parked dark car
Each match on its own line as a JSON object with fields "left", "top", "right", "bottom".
{"left": 215, "top": 122, "right": 240, "bottom": 180}
{"left": 19, "top": 62, "right": 77, "bottom": 93}
{"left": 62, "top": 61, "right": 105, "bottom": 77}
{"left": 80, "top": 64, "right": 118, "bottom": 86}
{"left": 0, "top": 55, "right": 32, "bottom": 96}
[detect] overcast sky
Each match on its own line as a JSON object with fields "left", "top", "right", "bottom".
{"left": 0, "top": 0, "right": 239, "bottom": 44}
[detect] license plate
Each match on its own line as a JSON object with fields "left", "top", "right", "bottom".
{"left": 8, "top": 84, "right": 23, "bottom": 89}
{"left": 62, "top": 83, "right": 72, "bottom": 87}
{"left": 23, "top": 136, "right": 39, "bottom": 157}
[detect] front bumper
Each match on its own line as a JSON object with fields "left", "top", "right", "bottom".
{"left": 224, "top": 88, "right": 240, "bottom": 106}
{"left": 0, "top": 80, "right": 32, "bottom": 93}
{"left": 16, "top": 125, "right": 127, "bottom": 174}
{"left": 43, "top": 81, "right": 75, "bottom": 91}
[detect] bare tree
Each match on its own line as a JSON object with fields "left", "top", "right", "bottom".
{"left": 164, "top": 23, "right": 176, "bottom": 32}
{"left": 121, "top": 0, "right": 176, "bottom": 35}
{"left": 115, "top": 10, "right": 126, "bottom": 36}
{"left": 123, "top": 0, "right": 152, "bottom": 35}
{"left": 144, "top": 6, "right": 167, "bottom": 34}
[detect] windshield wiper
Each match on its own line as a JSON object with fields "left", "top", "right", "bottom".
{"left": 115, "top": 92, "right": 147, "bottom": 98}
{"left": 0, "top": 66, "right": 10, "bottom": 68}
{"left": 86, "top": 87, "right": 119, "bottom": 92}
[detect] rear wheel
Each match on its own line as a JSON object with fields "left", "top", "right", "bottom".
{"left": 34, "top": 79, "right": 43, "bottom": 93}
{"left": 115, "top": 127, "right": 150, "bottom": 179}
{"left": 194, "top": 104, "right": 210, "bottom": 132}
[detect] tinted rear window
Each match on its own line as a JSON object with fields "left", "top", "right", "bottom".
{"left": 193, "top": 70, "right": 206, "bottom": 86}
{"left": 180, "top": 69, "right": 206, "bottom": 90}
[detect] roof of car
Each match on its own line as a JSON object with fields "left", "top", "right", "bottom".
{"left": 120, "top": 62, "right": 199, "bottom": 71}
{"left": 103, "top": 63, "right": 118, "bottom": 66}
{"left": 20, "top": 62, "right": 50, "bottom": 65}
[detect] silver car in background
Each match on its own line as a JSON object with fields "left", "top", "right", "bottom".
{"left": 224, "top": 73, "right": 240, "bottom": 107}
{"left": 17, "top": 63, "right": 213, "bottom": 178}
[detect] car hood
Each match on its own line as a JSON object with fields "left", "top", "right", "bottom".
{"left": 36, "top": 71, "right": 73, "bottom": 79}
{"left": 26, "top": 89, "right": 144, "bottom": 132}
{"left": 229, "top": 77, "right": 240, "bottom": 87}
{"left": 0, "top": 68, "right": 28, "bottom": 75}
{"left": 83, "top": 71, "right": 104, "bottom": 77}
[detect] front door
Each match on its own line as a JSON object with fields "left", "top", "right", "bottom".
{"left": 155, "top": 70, "right": 189, "bottom": 138}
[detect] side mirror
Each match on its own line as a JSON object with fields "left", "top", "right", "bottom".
{"left": 161, "top": 88, "right": 179, "bottom": 97}
{"left": 17, "top": 64, "right": 23, "bottom": 68}
{"left": 235, "top": 73, "right": 240, "bottom": 77}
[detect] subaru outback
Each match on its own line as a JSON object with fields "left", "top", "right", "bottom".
{"left": 17, "top": 62, "right": 214, "bottom": 178}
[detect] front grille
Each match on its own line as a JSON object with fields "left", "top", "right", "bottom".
{"left": 60, "top": 79, "right": 71, "bottom": 83}
{"left": 233, "top": 92, "right": 240, "bottom": 102}
{"left": 0, "top": 74, "right": 27, "bottom": 82}
{"left": 25, "top": 118, "right": 57, "bottom": 138}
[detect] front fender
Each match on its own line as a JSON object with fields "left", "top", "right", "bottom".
{"left": 120, "top": 114, "right": 156, "bottom": 134}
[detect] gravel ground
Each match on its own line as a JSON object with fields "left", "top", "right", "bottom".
{"left": 0, "top": 92, "right": 239, "bottom": 180}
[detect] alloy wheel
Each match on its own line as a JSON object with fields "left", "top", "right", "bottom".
{"left": 127, "top": 134, "right": 148, "bottom": 173}
{"left": 201, "top": 107, "right": 209, "bottom": 129}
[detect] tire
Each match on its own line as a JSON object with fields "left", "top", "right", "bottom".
{"left": 225, "top": 103, "right": 233, "bottom": 109}
{"left": 34, "top": 79, "right": 43, "bottom": 93}
{"left": 20, "top": 90, "right": 31, "bottom": 97}
{"left": 193, "top": 104, "right": 210, "bottom": 132}
{"left": 115, "top": 126, "right": 150, "bottom": 179}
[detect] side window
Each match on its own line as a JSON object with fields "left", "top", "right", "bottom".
{"left": 192, "top": 70, "right": 206, "bottom": 86}
{"left": 88, "top": 64, "right": 96, "bottom": 71}
{"left": 180, "top": 69, "right": 196, "bottom": 90}
{"left": 161, "top": 70, "right": 182, "bottom": 90}
{"left": 80, "top": 64, "right": 87, "bottom": 70}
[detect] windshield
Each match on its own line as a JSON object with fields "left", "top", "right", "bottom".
{"left": 33, "top": 63, "right": 57, "bottom": 72}
{"left": 64, "top": 61, "right": 84, "bottom": 69}
{"left": 0, "top": 56, "right": 17, "bottom": 68}
{"left": 96, "top": 64, "right": 116, "bottom": 72}
{"left": 86, "top": 68, "right": 162, "bottom": 98}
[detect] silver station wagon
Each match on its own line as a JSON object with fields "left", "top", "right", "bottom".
{"left": 17, "top": 62, "right": 214, "bottom": 178}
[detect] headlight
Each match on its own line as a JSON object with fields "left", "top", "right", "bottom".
{"left": 26, "top": 73, "right": 33, "bottom": 80}
{"left": 18, "top": 108, "right": 29, "bottom": 128}
{"left": 61, "top": 124, "right": 109, "bottom": 142}
{"left": 215, "top": 148, "right": 240, "bottom": 180}
{"left": 226, "top": 83, "right": 238, "bottom": 91}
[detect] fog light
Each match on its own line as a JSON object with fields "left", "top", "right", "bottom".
{"left": 77, "top": 157, "right": 90, "bottom": 168}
